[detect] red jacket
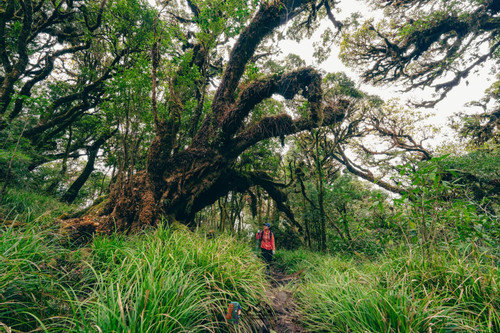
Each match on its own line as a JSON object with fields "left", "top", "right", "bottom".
{"left": 256, "top": 230, "right": 275, "bottom": 251}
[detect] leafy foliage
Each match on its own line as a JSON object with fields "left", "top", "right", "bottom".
{"left": 340, "top": 0, "right": 500, "bottom": 107}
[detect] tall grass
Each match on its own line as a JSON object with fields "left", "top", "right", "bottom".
{"left": 0, "top": 189, "right": 79, "bottom": 332}
{"left": 0, "top": 187, "right": 69, "bottom": 224}
{"left": 83, "top": 226, "right": 269, "bottom": 332}
{"left": 1, "top": 188, "right": 272, "bottom": 332}
{"left": 0, "top": 197, "right": 80, "bottom": 332}
{"left": 1, "top": 224, "right": 270, "bottom": 332}
{"left": 276, "top": 247, "right": 500, "bottom": 332}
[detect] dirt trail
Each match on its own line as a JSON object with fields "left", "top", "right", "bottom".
{"left": 258, "top": 267, "right": 306, "bottom": 333}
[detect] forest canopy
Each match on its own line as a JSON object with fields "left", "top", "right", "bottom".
{"left": 0, "top": 0, "right": 498, "bottom": 238}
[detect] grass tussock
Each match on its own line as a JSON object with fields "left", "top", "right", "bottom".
{"left": 275, "top": 247, "right": 500, "bottom": 332}
{"left": 1, "top": 187, "right": 69, "bottom": 224}
{"left": 86, "top": 226, "right": 269, "bottom": 332}
{"left": 0, "top": 188, "right": 79, "bottom": 332}
{"left": 1, "top": 189, "right": 271, "bottom": 332}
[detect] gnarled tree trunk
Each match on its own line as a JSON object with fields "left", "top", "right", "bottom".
{"left": 73, "top": 0, "right": 347, "bottom": 235}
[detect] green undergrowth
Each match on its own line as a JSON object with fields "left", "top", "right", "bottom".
{"left": 1, "top": 189, "right": 270, "bottom": 332}
{"left": 0, "top": 187, "right": 70, "bottom": 224}
{"left": 86, "top": 227, "right": 269, "bottom": 332}
{"left": 4, "top": 186, "right": 499, "bottom": 332}
{"left": 275, "top": 247, "right": 500, "bottom": 332}
{"left": 0, "top": 188, "right": 82, "bottom": 332}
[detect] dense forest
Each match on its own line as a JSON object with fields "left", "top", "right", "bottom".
{"left": 1, "top": 0, "right": 499, "bottom": 332}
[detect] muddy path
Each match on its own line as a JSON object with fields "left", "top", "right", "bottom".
{"left": 258, "top": 267, "right": 306, "bottom": 333}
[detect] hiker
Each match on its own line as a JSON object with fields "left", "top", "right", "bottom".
{"left": 256, "top": 223, "right": 275, "bottom": 266}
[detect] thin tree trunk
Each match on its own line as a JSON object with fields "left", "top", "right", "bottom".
{"left": 302, "top": 195, "right": 312, "bottom": 249}
{"left": 314, "top": 131, "right": 327, "bottom": 251}
{"left": 61, "top": 131, "right": 114, "bottom": 203}
{"left": 46, "top": 126, "right": 73, "bottom": 194}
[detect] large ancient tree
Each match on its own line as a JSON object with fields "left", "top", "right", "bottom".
{"left": 77, "top": 0, "right": 347, "bottom": 233}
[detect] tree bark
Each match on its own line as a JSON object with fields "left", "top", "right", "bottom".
{"left": 0, "top": 0, "right": 32, "bottom": 117}
{"left": 73, "top": 0, "right": 346, "bottom": 235}
{"left": 61, "top": 131, "right": 114, "bottom": 203}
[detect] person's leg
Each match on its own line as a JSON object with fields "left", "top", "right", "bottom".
{"left": 261, "top": 248, "right": 271, "bottom": 262}
{"left": 261, "top": 249, "right": 272, "bottom": 274}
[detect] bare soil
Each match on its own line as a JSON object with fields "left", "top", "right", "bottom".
{"left": 258, "top": 267, "right": 306, "bottom": 333}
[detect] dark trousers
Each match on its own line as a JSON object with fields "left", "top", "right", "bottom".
{"left": 261, "top": 248, "right": 273, "bottom": 264}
